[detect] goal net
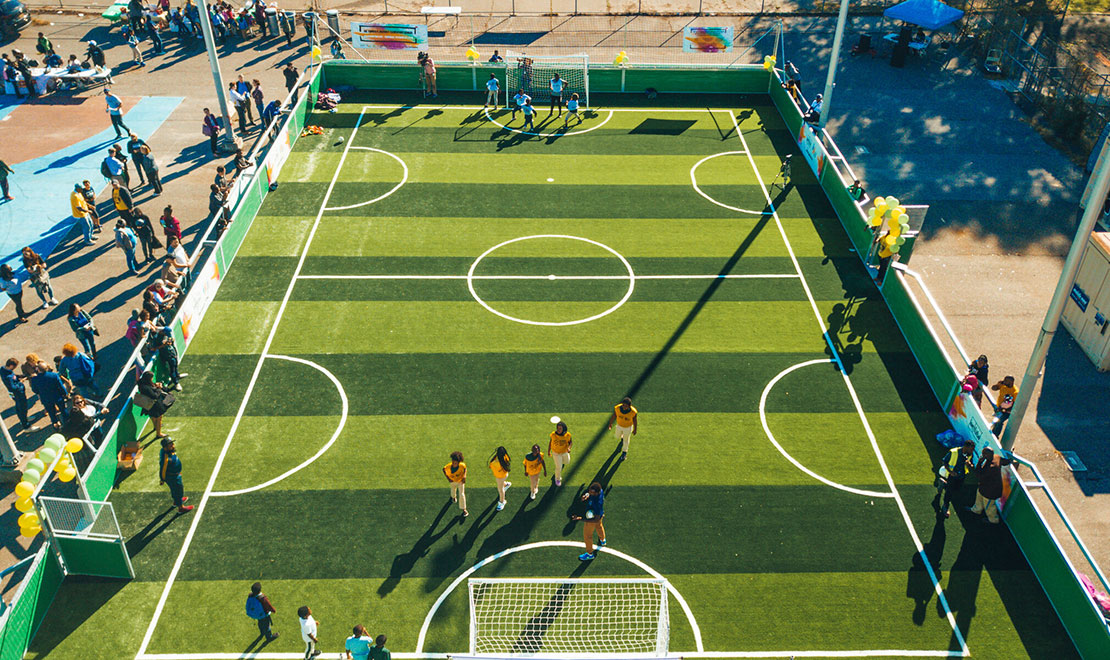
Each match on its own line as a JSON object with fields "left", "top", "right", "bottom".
{"left": 467, "top": 578, "right": 669, "bottom": 657}
{"left": 506, "top": 52, "right": 590, "bottom": 109}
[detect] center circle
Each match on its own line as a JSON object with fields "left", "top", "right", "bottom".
{"left": 466, "top": 235, "right": 636, "bottom": 326}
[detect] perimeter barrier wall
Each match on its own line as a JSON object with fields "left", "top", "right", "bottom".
{"left": 0, "top": 64, "right": 324, "bottom": 660}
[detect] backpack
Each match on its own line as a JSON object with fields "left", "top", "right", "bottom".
{"left": 245, "top": 594, "right": 266, "bottom": 619}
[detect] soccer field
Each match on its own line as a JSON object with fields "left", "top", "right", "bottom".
{"left": 29, "top": 98, "right": 1076, "bottom": 660}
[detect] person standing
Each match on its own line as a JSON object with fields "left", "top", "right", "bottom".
{"left": 159, "top": 437, "right": 194, "bottom": 512}
{"left": 14, "top": 57, "right": 36, "bottom": 99}
{"left": 283, "top": 63, "right": 298, "bottom": 95}
{"left": 102, "top": 150, "right": 126, "bottom": 187}
{"left": 0, "top": 264, "right": 27, "bottom": 324}
{"left": 345, "top": 625, "right": 372, "bottom": 660}
{"left": 236, "top": 75, "right": 255, "bottom": 124}
{"left": 607, "top": 396, "right": 638, "bottom": 461}
{"left": 422, "top": 54, "right": 437, "bottom": 98}
{"left": 126, "top": 134, "right": 147, "bottom": 185}
{"left": 934, "top": 440, "right": 974, "bottom": 520}
{"left": 967, "top": 447, "right": 1012, "bottom": 524}
{"left": 160, "top": 205, "right": 182, "bottom": 244}
{"left": 548, "top": 73, "right": 564, "bottom": 115}
{"left": 522, "top": 444, "right": 547, "bottom": 501}
{"left": 1, "top": 358, "right": 31, "bottom": 431}
{"left": 521, "top": 99, "right": 535, "bottom": 131}
{"left": 132, "top": 206, "right": 159, "bottom": 263}
{"left": 967, "top": 355, "right": 990, "bottom": 408}
{"left": 483, "top": 73, "right": 499, "bottom": 108}
{"left": 147, "top": 17, "right": 164, "bottom": 54}
{"left": 72, "top": 183, "right": 96, "bottom": 245}
{"left": 0, "top": 159, "right": 13, "bottom": 200}
{"left": 21, "top": 247, "right": 59, "bottom": 308}
{"left": 443, "top": 451, "right": 468, "bottom": 518}
{"left": 368, "top": 634, "right": 390, "bottom": 660}
{"left": 68, "top": 303, "right": 98, "bottom": 359}
{"left": 298, "top": 605, "right": 321, "bottom": 659}
{"left": 60, "top": 343, "right": 99, "bottom": 397}
{"left": 114, "top": 220, "right": 140, "bottom": 274}
{"left": 105, "top": 88, "right": 130, "bottom": 138}
{"left": 152, "top": 325, "right": 184, "bottom": 391}
{"left": 489, "top": 446, "right": 511, "bottom": 511}
{"left": 81, "top": 180, "right": 102, "bottom": 233}
{"left": 251, "top": 80, "right": 265, "bottom": 125}
{"left": 229, "top": 82, "right": 249, "bottom": 132}
{"left": 548, "top": 420, "right": 572, "bottom": 487}
{"left": 140, "top": 146, "right": 163, "bottom": 195}
{"left": 111, "top": 180, "right": 136, "bottom": 225}
{"left": 203, "top": 108, "right": 221, "bottom": 155}
{"left": 30, "top": 362, "right": 68, "bottom": 428}
{"left": 128, "top": 32, "right": 144, "bottom": 67}
{"left": 572, "top": 482, "right": 607, "bottom": 561}
{"left": 245, "top": 582, "right": 279, "bottom": 641}
{"left": 989, "top": 376, "right": 1017, "bottom": 436}
{"left": 564, "top": 93, "right": 581, "bottom": 127}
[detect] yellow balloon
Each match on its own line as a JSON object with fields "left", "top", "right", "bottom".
{"left": 311, "top": 45, "right": 322, "bottom": 61}
{"left": 888, "top": 225, "right": 902, "bottom": 238}
{"left": 869, "top": 215, "right": 883, "bottom": 227}
{"left": 18, "top": 512, "right": 39, "bottom": 528}
{"left": 15, "top": 482, "right": 33, "bottom": 499}
{"left": 763, "top": 59, "right": 773, "bottom": 71}
{"left": 878, "top": 246, "right": 893, "bottom": 258}
{"left": 19, "top": 525, "right": 40, "bottom": 539}
{"left": 14, "top": 497, "right": 33, "bottom": 513}
{"left": 66, "top": 438, "right": 84, "bottom": 454}
{"left": 890, "top": 208, "right": 903, "bottom": 220}
{"left": 58, "top": 468, "right": 76, "bottom": 483}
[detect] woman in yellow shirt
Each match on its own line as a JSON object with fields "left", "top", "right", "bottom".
{"left": 489, "top": 446, "right": 512, "bottom": 511}
{"left": 548, "top": 420, "right": 572, "bottom": 487}
{"left": 522, "top": 444, "right": 547, "bottom": 501}
{"left": 442, "top": 451, "right": 468, "bottom": 518}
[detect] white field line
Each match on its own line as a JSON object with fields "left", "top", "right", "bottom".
{"left": 208, "top": 355, "right": 349, "bottom": 498}
{"left": 482, "top": 107, "right": 614, "bottom": 137}
{"left": 359, "top": 104, "right": 745, "bottom": 113}
{"left": 732, "top": 111, "right": 970, "bottom": 656}
{"left": 323, "top": 147, "right": 408, "bottom": 211}
{"left": 413, "top": 541, "right": 703, "bottom": 654}
{"left": 295, "top": 274, "right": 801, "bottom": 280}
{"left": 134, "top": 108, "right": 370, "bottom": 660}
{"left": 691, "top": 151, "right": 772, "bottom": 216}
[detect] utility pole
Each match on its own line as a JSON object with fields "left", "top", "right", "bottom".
{"left": 818, "top": 0, "right": 850, "bottom": 129}
{"left": 1000, "top": 134, "right": 1110, "bottom": 451}
{"left": 195, "top": 0, "right": 237, "bottom": 153}
{"left": 0, "top": 421, "right": 21, "bottom": 467}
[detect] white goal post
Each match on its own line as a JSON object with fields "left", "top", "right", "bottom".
{"left": 467, "top": 577, "right": 669, "bottom": 657}
{"left": 506, "top": 52, "right": 590, "bottom": 109}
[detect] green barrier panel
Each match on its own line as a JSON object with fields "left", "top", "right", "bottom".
{"left": 820, "top": 163, "right": 873, "bottom": 257}
{"left": 0, "top": 548, "right": 61, "bottom": 660}
{"left": 877, "top": 275, "right": 959, "bottom": 403}
{"left": 53, "top": 538, "right": 130, "bottom": 579}
{"left": 1005, "top": 482, "right": 1110, "bottom": 657}
{"left": 768, "top": 70, "right": 803, "bottom": 136}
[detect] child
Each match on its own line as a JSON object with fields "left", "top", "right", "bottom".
{"left": 489, "top": 446, "right": 511, "bottom": 511}
{"left": 521, "top": 99, "right": 535, "bottom": 131}
{"left": 128, "top": 32, "right": 144, "bottom": 67}
{"left": 484, "top": 73, "right": 499, "bottom": 108}
{"left": 549, "top": 73, "right": 564, "bottom": 115}
{"left": 443, "top": 451, "right": 468, "bottom": 518}
{"left": 298, "top": 606, "right": 320, "bottom": 659}
{"left": 522, "top": 444, "right": 547, "bottom": 500}
{"left": 511, "top": 89, "right": 530, "bottom": 120}
{"left": 565, "top": 92, "right": 581, "bottom": 127}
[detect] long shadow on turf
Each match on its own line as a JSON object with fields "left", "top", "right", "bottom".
{"left": 126, "top": 506, "right": 185, "bottom": 559}
{"left": 423, "top": 499, "right": 499, "bottom": 593}
{"left": 379, "top": 501, "right": 460, "bottom": 597}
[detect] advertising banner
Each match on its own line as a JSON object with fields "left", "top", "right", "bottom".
{"left": 351, "top": 22, "right": 428, "bottom": 50}
{"left": 683, "top": 27, "right": 733, "bottom": 53}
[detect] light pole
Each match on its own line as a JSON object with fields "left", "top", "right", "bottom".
{"left": 195, "top": 0, "right": 237, "bottom": 153}
{"left": 0, "top": 420, "right": 21, "bottom": 467}
{"left": 818, "top": 0, "right": 850, "bottom": 130}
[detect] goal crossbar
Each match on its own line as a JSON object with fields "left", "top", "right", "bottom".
{"left": 467, "top": 578, "right": 669, "bottom": 658}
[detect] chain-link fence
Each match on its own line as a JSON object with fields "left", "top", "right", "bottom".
{"left": 36, "top": 497, "right": 121, "bottom": 538}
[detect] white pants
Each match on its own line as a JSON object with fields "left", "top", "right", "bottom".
{"left": 552, "top": 452, "right": 570, "bottom": 482}
{"left": 615, "top": 424, "right": 633, "bottom": 453}
{"left": 303, "top": 640, "right": 315, "bottom": 659}
{"left": 496, "top": 476, "right": 510, "bottom": 502}
{"left": 486, "top": 89, "right": 497, "bottom": 105}
{"left": 450, "top": 481, "right": 466, "bottom": 511}
{"left": 971, "top": 491, "right": 1000, "bottom": 523}
{"left": 529, "top": 473, "right": 540, "bottom": 495}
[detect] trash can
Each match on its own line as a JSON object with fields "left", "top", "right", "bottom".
{"left": 265, "top": 7, "right": 279, "bottom": 36}
{"left": 302, "top": 11, "right": 316, "bottom": 40}
{"left": 325, "top": 9, "right": 340, "bottom": 40}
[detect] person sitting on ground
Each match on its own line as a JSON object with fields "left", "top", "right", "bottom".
{"left": 44, "top": 51, "right": 63, "bottom": 68}
{"left": 65, "top": 55, "right": 83, "bottom": 73}
{"left": 913, "top": 27, "right": 927, "bottom": 43}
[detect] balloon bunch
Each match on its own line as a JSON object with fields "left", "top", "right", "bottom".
{"left": 311, "top": 45, "right": 322, "bottom": 62}
{"left": 13, "top": 434, "right": 84, "bottom": 538}
{"left": 868, "top": 195, "right": 909, "bottom": 258}
{"left": 465, "top": 46, "right": 480, "bottom": 62}
{"left": 614, "top": 50, "right": 629, "bottom": 66}
{"left": 763, "top": 55, "right": 776, "bottom": 71}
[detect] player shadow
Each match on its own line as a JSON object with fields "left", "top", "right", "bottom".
{"left": 242, "top": 630, "right": 278, "bottom": 656}
{"left": 423, "top": 499, "right": 499, "bottom": 593}
{"left": 125, "top": 505, "right": 188, "bottom": 560}
{"left": 906, "top": 516, "right": 947, "bottom": 626}
{"left": 475, "top": 482, "right": 562, "bottom": 571}
{"left": 390, "top": 108, "right": 443, "bottom": 136}
{"left": 364, "top": 105, "right": 412, "bottom": 127}
{"left": 706, "top": 108, "right": 737, "bottom": 141}
{"left": 825, "top": 296, "right": 872, "bottom": 374}
{"left": 453, "top": 110, "right": 489, "bottom": 141}
{"left": 378, "top": 501, "right": 460, "bottom": 597}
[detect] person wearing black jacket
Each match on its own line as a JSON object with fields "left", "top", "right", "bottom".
{"left": 283, "top": 63, "right": 298, "bottom": 94}
{"left": 967, "top": 447, "right": 1012, "bottom": 524}
{"left": 131, "top": 206, "right": 160, "bottom": 263}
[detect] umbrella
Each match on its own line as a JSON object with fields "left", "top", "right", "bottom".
{"left": 883, "top": 0, "right": 965, "bottom": 31}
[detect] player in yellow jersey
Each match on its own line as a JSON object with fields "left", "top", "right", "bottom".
{"left": 548, "top": 420, "right": 572, "bottom": 486}
{"left": 442, "top": 451, "right": 468, "bottom": 518}
{"left": 489, "top": 446, "right": 512, "bottom": 511}
{"left": 607, "top": 396, "right": 638, "bottom": 461}
{"left": 522, "top": 444, "right": 547, "bottom": 500}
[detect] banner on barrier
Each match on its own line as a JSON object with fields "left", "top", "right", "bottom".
{"left": 683, "top": 27, "right": 732, "bottom": 53}
{"left": 796, "top": 121, "right": 826, "bottom": 178}
{"left": 351, "top": 22, "right": 428, "bottom": 50}
{"left": 179, "top": 255, "right": 222, "bottom": 347}
{"left": 265, "top": 124, "right": 293, "bottom": 187}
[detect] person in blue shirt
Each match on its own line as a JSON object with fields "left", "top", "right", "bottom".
{"left": 1, "top": 358, "right": 31, "bottom": 430}
{"left": 572, "top": 481, "right": 607, "bottom": 561}
{"left": 549, "top": 73, "right": 565, "bottom": 116}
{"left": 60, "top": 343, "right": 99, "bottom": 398}
{"left": 488, "top": 49, "right": 503, "bottom": 63}
{"left": 564, "top": 92, "right": 581, "bottom": 127}
{"left": 29, "top": 362, "right": 68, "bottom": 429}
{"left": 159, "top": 437, "right": 194, "bottom": 512}
{"left": 511, "top": 89, "right": 530, "bottom": 121}
{"left": 484, "top": 74, "right": 500, "bottom": 109}
{"left": 521, "top": 99, "right": 535, "bottom": 131}
{"left": 345, "top": 624, "right": 372, "bottom": 660}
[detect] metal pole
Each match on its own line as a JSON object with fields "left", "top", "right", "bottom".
{"left": 1000, "top": 135, "right": 1110, "bottom": 451}
{"left": 817, "top": 0, "right": 850, "bottom": 129}
{"left": 195, "top": 0, "right": 237, "bottom": 151}
{"left": 0, "top": 420, "right": 21, "bottom": 467}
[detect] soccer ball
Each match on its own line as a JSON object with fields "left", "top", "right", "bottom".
{"left": 585, "top": 511, "right": 595, "bottom": 520}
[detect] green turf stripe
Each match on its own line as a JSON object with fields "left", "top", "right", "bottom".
{"left": 171, "top": 351, "right": 934, "bottom": 418}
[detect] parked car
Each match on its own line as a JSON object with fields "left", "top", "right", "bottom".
{"left": 0, "top": 0, "right": 30, "bottom": 40}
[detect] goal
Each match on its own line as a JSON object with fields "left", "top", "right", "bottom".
{"left": 467, "top": 578, "right": 669, "bottom": 657}
{"left": 506, "top": 52, "right": 590, "bottom": 109}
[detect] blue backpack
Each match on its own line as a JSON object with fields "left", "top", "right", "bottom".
{"left": 245, "top": 594, "right": 266, "bottom": 620}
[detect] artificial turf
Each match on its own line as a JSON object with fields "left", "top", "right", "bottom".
{"left": 27, "top": 103, "right": 1078, "bottom": 660}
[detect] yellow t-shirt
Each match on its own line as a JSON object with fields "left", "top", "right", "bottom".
{"left": 995, "top": 384, "right": 1018, "bottom": 409}
{"left": 549, "top": 431, "right": 571, "bottom": 454}
{"left": 523, "top": 452, "right": 544, "bottom": 476}
{"left": 489, "top": 456, "right": 509, "bottom": 479}
{"left": 443, "top": 462, "right": 466, "bottom": 482}
{"left": 70, "top": 191, "right": 89, "bottom": 219}
{"left": 614, "top": 404, "right": 638, "bottom": 427}
{"left": 112, "top": 188, "right": 127, "bottom": 211}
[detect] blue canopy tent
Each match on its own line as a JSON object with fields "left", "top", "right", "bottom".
{"left": 883, "top": 0, "right": 964, "bottom": 30}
